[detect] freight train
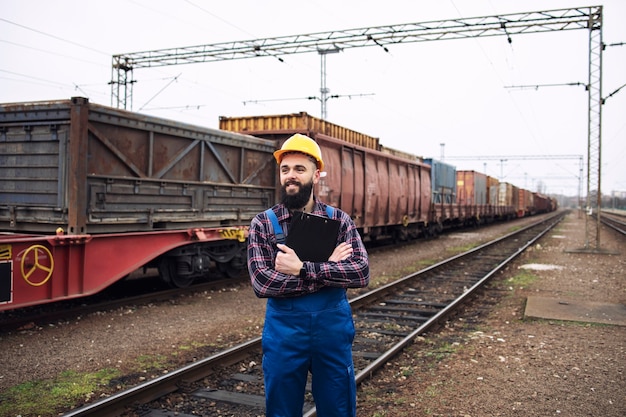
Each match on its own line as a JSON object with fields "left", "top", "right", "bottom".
{"left": 218, "top": 112, "right": 557, "bottom": 236}
{"left": 0, "top": 98, "right": 556, "bottom": 312}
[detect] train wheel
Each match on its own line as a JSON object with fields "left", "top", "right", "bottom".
{"left": 217, "top": 261, "right": 242, "bottom": 278}
{"left": 426, "top": 223, "right": 441, "bottom": 237}
{"left": 158, "top": 257, "right": 195, "bottom": 288}
{"left": 217, "top": 249, "right": 246, "bottom": 278}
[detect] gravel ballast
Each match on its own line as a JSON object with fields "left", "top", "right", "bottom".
{"left": 0, "top": 211, "right": 623, "bottom": 417}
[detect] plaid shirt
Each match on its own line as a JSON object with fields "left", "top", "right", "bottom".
{"left": 247, "top": 199, "right": 370, "bottom": 298}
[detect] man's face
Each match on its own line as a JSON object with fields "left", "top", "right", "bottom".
{"left": 279, "top": 153, "right": 320, "bottom": 210}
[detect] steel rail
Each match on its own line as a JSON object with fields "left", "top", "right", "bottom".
{"left": 600, "top": 212, "right": 626, "bottom": 236}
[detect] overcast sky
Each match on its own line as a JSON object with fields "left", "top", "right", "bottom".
{"left": 1, "top": 0, "right": 624, "bottom": 197}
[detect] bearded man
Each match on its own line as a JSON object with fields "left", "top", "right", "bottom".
{"left": 247, "top": 133, "right": 370, "bottom": 417}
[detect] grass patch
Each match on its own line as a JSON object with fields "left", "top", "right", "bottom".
{"left": 403, "top": 259, "right": 439, "bottom": 275}
{"left": 416, "top": 259, "right": 438, "bottom": 268}
{"left": 135, "top": 353, "right": 169, "bottom": 370}
{"left": 0, "top": 368, "right": 120, "bottom": 417}
{"left": 446, "top": 243, "right": 478, "bottom": 254}
{"left": 172, "top": 340, "right": 209, "bottom": 356}
{"left": 423, "top": 341, "right": 461, "bottom": 362}
{"left": 506, "top": 269, "right": 539, "bottom": 290}
{"left": 1, "top": 349, "right": 191, "bottom": 416}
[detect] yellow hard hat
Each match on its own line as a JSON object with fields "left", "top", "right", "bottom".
{"left": 273, "top": 133, "right": 324, "bottom": 171}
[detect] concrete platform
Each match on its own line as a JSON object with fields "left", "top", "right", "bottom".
{"left": 525, "top": 296, "right": 626, "bottom": 326}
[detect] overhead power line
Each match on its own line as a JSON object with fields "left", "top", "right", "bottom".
{"left": 444, "top": 154, "right": 583, "bottom": 161}
{"left": 504, "top": 82, "right": 588, "bottom": 90}
{"left": 0, "top": 17, "right": 109, "bottom": 56}
{"left": 242, "top": 92, "right": 374, "bottom": 106}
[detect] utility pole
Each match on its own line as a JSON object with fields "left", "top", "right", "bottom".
{"left": 318, "top": 47, "right": 341, "bottom": 120}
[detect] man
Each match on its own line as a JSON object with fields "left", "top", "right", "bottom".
{"left": 247, "top": 133, "right": 370, "bottom": 417}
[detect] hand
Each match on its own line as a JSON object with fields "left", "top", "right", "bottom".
{"left": 275, "top": 244, "right": 303, "bottom": 276}
{"left": 328, "top": 242, "right": 352, "bottom": 262}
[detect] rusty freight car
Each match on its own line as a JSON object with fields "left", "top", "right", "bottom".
{"left": 456, "top": 170, "right": 486, "bottom": 222}
{"left": 220, "top": 112, "right": 432, "bottom": 241}
{"left": 498, "top": 182, "right": 520, "bottom": 219}
{"left": 220, "top": 111, "right": 380, "bottom": 150}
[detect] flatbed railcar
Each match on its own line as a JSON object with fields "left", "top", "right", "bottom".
{"left": 0, "top": 97, "right": 277, "bottom": 311}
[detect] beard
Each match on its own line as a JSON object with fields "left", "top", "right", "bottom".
{"left": 280, "top": 179, "right": 314, "bottom": 210}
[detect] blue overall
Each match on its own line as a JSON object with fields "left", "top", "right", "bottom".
{"left": 262, "top": 287, "right": 357, "bottom": 417}
{"left": 262, "top": 207, "right": 356, "bottom": 416}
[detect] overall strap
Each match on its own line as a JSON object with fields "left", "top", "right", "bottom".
{"left": 264, "top": 208, "right": 285, "bottom": 244}
{"left": 325, "top": 205, "right": 334, "bottom": 219}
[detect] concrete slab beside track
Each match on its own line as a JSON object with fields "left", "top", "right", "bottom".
{"left": 525, "top": 296, "right": 626, "bottom": 326}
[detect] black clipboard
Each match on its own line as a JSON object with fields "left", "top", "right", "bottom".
{"left": 286, "top": 211, "right": 341, "bottom": 262}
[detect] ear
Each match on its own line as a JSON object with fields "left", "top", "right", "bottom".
{"left": 313, "top": 169, "right": 321, "bottom": 184}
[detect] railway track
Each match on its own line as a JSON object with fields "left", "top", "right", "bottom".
{"left": 600, "top": 211, "right": 626, "bottom": 236}
{"left": 61, "top": 211, "right": 565, "bottom": 417}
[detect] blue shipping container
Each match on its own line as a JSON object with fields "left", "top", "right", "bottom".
{"left": 424, "top": 158, "right": 457, "bottom": 204}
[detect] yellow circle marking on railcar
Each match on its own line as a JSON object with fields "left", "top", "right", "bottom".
{"left": 21, "top": 245, "right": 55, "bottom": 286}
